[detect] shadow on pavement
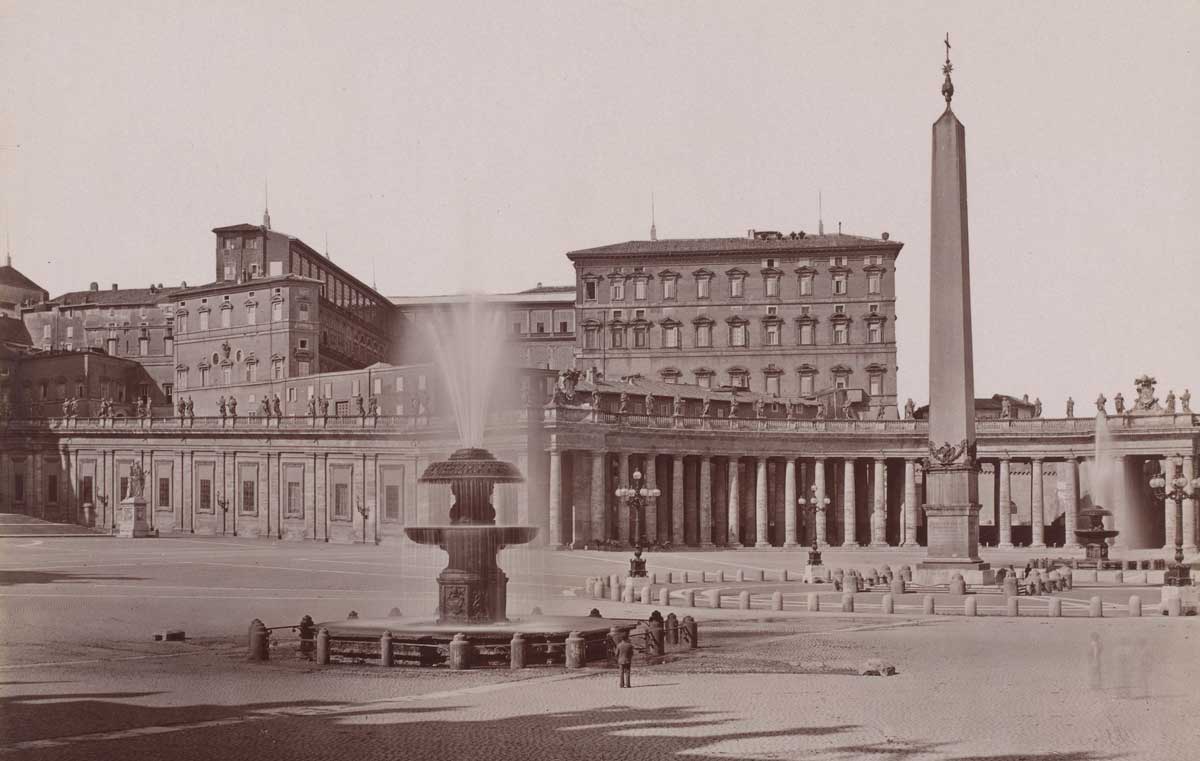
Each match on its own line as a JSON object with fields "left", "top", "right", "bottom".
{"left": 0, "top": 570, "right": 146, "bottom": 588}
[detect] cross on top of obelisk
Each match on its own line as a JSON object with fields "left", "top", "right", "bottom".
{"left": 942, "top": 33, "right": 955, "bottom": 106}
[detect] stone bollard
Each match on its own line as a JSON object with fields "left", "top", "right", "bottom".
{"left": 846, "top": 571, "right": 860, "bottom": 592}
{"left": 1166, "top": 597, "right": 1182, "bottom": 617}
{"left": 1128, "top": 596, "right": 1142, "bottom": 617}
{"left": 889, "top": 577, "right": 905, "bottom": 596}
{"left": 772, "top": 591, "right": 783, "bottom": 611}
{"left": 650, "top": 572, "right": 659, "bottom": 585}
{"left": 316, "top": 627, "right": 330, "bottom": 665}
{"left": 609, "top": 581, "right": 621, "bottom": 602}
{"left": 1113, "top": 570, "right": 1123, "bottom": 585}
{"left": 864, "top": 569, "right": 878, "bottom": 587}
{"left": 682, "top": 616, "right": 698, "bottom": 648}
{"left": 1089, "top": 596, "right": 1103, "bottom": 618}
{"left": 923, "top": 595, "right": 935, "bottom": 615}
{"left": 658, "top": 587, "right": 670, "bottom": 606}
{"left": 832, "top": 567, "right": 844, "bottom": 585}
{"left": 1007, "top": 597, "right": 1019, "bottom": 617}
{"left": 298, "top": 615, "right": 315, "bottom": 656}
{"left": 841, "top": 592, "right": 855, "bottom": 613}
{"left": 882, "top": 594, "right": 894, "bottom": 614}
{"left": 753, "top": 569, "right": 764, "bottom": 582}
{"left": 666, "top": 612, "right": 680, "bottom": 644}
{"left": 642, "top": 586, "right": 653, "bottom": 605}
{"left": 807, "top": 592, "right": 820, "bottom": 612}
{"left": 449, "top": 633, "right": 472, "bottom": 670}
{"left": 964, "top": 597, "right": 977, "bottom": 617}
{"left": 1003, "top": 575, "right": 1018, "bottom": 598}
{"left": 510, "top": 632, "right": 527, "bottom": 669}
{"left": 564, "top": 631, "right": 585, "bottom": 668}
{"left": 706, "top": 589, "right": 721, "bottom": 609}
{"left": 735, "top": 569, "right": 745, "bottom": 583}
{"left": 778, "top": 568, "right": 788, "bottom": 582}
{"left": 647, "top": 619, "right": 665, "bottom": 657}
{"left": 738, "top": 591, "right": 751, "bottom": 610}
{"left": 610, "top": 573, "right": 620, "bottom": 591}
{"left": 1048, "top": 598, "right": 1062, "bottom": 617}
{"left": 901, "top": 565, "right": 913, "bottom": 582}
{"left": 949, "top": 574, "right": 967, "bottom": 596}
{"left": 248, "top": 619, "right": 269, "bottom": 661}
{"left": 1063, "top": 569, "right": 1073, "bottom": 589}
{"left": 622, "top": 582, "right": 635, "bottom": 604}
{"left": 380, "top": 630, "right": 394, "bottom": 667}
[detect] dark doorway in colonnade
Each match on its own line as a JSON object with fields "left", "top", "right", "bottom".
{"left": 1136, "top": 456, "right": 1167, "bottom": 549}
{"left": 854, "top": 460, "right": 870, "bottom": 547}
{"left": 1044, "top": 516, "right": 1065, "bottom": 548}
{"left": 556, "top": 451, "right": 576, "bottom": 547}
{"left": 886, "top": 459, "right": 904, "bottom": 546}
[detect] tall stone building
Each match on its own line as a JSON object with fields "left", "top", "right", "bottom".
{"left": 0, "top": 255, "right": 48, "bottom": 318}
{"left": 567, "top": 229, "right": 902, "bottom": 414}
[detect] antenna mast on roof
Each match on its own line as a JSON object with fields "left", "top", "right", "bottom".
{"left": 818, "top": 191, "right": 824, "bottom": 236}
{"left": 263, "top": 180, "right": 272, "bottom": 230}
{"left": 650, "top": 192, "right": 657, "bottom": 241}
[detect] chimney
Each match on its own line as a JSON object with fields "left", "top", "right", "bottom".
{"left": 882, "top": 232, "right": 890, "bottom": 241}
{"left": 111, "top": 283, "right": 119, "bottom": 291}
{"left": 747, "top": 229, "right": 756, "bottom": 239}
{"left": 181, "top": 280, "right": 188, "bottom": 287}
{"left": 89, "top": 282, "right": 99, "bottom": 291}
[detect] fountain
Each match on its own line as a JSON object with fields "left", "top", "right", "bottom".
{"left": 406, "top": 447, "right": 536, "bottom": 624}
{"left": 1074, "top": 505, "right": 1119, "bottom": 563}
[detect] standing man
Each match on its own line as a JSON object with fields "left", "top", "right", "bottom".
{"left": 616, "top": 631, "right": 634, "bottom": 688}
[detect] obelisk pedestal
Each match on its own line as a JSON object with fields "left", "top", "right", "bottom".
{"left": 914, "top": 42, "right": 992, "bottom": 586}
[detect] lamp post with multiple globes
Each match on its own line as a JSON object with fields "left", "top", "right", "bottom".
{"left": 798, "top": 484, "right": 830, "bottom": 566}
{"left": 1148, "top": 457, "right": 1198, "bottom": 587}
{"left": 615, "top": 468, "right": 661, "bottom": 548}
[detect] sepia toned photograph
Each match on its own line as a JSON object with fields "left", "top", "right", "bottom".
{"left": 1, "top": 2, "right": 1196, "bottom": 759}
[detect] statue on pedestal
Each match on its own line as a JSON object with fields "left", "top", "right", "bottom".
{"left": 755, "top": 398, "right": 765, "bottom": 419}
{"left": 128, "top": 462, "right": 146, "bottom": 498}
{"left": 260, "top": 396, "right": 271, "bottom": 417}
{"left": 1033, "top": 398, "right": 1042, "bottom": 418}
{"left": 701, "top": 397, "right": 711, "bottom": 418}
{"left": 1182, "top": 389, "right": 1192, "bottom": 413}
{"left": 904, "top": 398, "right": 915, "bottom": 419}
{"left": 176, "top": 397, "right": 186, "bottom": 418}
{"left": 591, "top": 389, "right": 601, "bottom": 410}
{"left": 1131, "top": 375, "right": 1162, "bottom": 414}
{"left": 272, "top": 394, "right": 282, "bottom": 418}
{"left": 1164, "top": 390, "right": 1176, "bottom": 414}
{"left": 644, "top": 392, "right": 654, "bottom": 415}
{"left": 225, "top": 397, "right": 235, "bottom": 419}
{"left": 1000, "top": 397, "right": 1012, "bottom": 419}
{"left": 618, "top": 391, "right": 628, "bottom": 414}
{"left": 1113, "top": 393, "right": 1124, "bottom": 415}
{"left": 307, "top": 397, "right": 317, "bottom": 417}
{"left": 672, "top": 396, "right": 682, "bottom": 417}
{"left": 1065, "top": 397, "right": 1074, "bottom": 418}
{"left": 217, "top": 396, "right": 227, "bottom": 419}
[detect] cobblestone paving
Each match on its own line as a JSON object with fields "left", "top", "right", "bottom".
{"left": 1, "top": 535, "right": 1196, "bottom": 760}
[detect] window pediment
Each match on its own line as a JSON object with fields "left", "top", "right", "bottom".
{"left": 219, "top": 302, "right": 233, "bottom": 311}
{"left": 692, "top": 268, "right": 714, "bottom": 279}
{"left": 794, "top": 265, "right": 819, "bottom": 276}
{"left": 725, "top": 315, "right": 749, "bottom": 326}
{"left": 863, "top": 263, "right": 886, "bottom": 273}
{"left": 863, "top": 312, "right": 887, "bottom": 323}
{"left": 581, "top": 318, "right": 603, "bottom": 329}
{"left": 581, "top": 272, "right": 602, "bottom": 283}
{"left": 797, "top": 364, "right": 818, "bottom": 375}
{"left": 760, "top": 267, "right": 783, "bottom": 276}
{"left": 830, "top": 364, "right": 853, "bottom": 375}
{"left": 761, "top": 314, "right": 783, "bottom": 325}
{"left": 865, "top": 363, "right": 889, "bottom": 374}
{"left": 658, "top": 269, "right": 681, "bottom": 280}
{"left": 830, "top": 313, "right": 852, "bottom": 324}
{"left": 762, "top": 363, "right": 784, "bottom": 376}
{"left": 606, "top": 272, "right": 628, "bottom": 282}
{"left": 691, "top": 315, "right": 715, "bottom": 326}
{"left": 795, "top": 314, "right": 819, "bottom": 325}
{"left": 725, "top": 267, "right": 748, "bottom": 278}
{"left": 659, "top": 317, "right": 682, "bottom": 328}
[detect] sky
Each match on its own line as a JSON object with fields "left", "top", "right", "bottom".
{"left": 2, "top": 1, "right": 1198, "bottom": 410}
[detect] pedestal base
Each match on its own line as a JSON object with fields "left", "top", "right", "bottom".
{"left": 913, "top": 561, "right": 995, "bottom": 587}
{"left": 803, "top": 564, "right": 831, "bottom": 584}
{"left": 115, "top": 497, "right": 152, "bottom": 538}
{"left": 1160, "top": 584, "right": 1198, "bottom": 614}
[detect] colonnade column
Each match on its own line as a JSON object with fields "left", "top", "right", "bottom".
{"left": 644, "top": 455, "right": 658, "bottom": 544}
{"left": 1064, "top": 458, "right": 1080, "bottom": 550}
{"left": 699, "top": 456, "right": 713, "bottom": 547}
{"left": 617, "top": 452, "right": 630, "bottom": 544}
{"left": 590, "top": 451, "right": 606, "bottom": 543}
{"left": 870, "top": 458, "right": 886, "bottom": 547}
{"left": 902, "top": 458, "right": 918, "bottom": 547}
{"left": 671, "top": 454, "right": 684, "bottom": 545}
{"left": 1162, "top": 457, "right": 1177, "bottom": 551}
{"left": 1110, "top": 456, "right": 1127, "bottom": 549}
{"left": 841, "top": 458, "right": 857, "bottom": 547}
{"left": 1030, "top": 458, "right": 1045, "bottom": 548}
{"left": 727, "top": 459, "right": 741, "bottom": 547}
{"left": 784, "top": 458, "right": 798, "bottom": 547}
{"left": 547, "top": 448, "right": 563, "bottom": 549}
{"left": 754, "top": 458, "right": 769, "bottom": 547}
{"left": 997, "top": 457, "right": 1013, "bottom": 548}
{"left": 1183, "top": 455, "right": 1197, "bottom": 553}
{"left": 814, "top": 458, "right": 828, "bottom": 547}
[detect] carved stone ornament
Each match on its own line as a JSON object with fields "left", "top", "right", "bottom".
{"left": 928, "top": 439, "right": 975, "bottom": 467}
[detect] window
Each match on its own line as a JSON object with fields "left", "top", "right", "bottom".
{"left": 584, "top": 281, "right": 597, "bottom": 301}
{"left": 199, "top": 478, "right": 212, "bottom": 513}
{"left": 558, "top": 320, "right": 569, "bottom": 334}
{"left": 765, "top": 323, "right": 780, "bottom": 346}
{"left": 246, "top": 305, "right": 257, "bottom": 325}
{"left": 271, "top": 302, "right": 283, "bottom": 322}
{"left": 395, "top": 376, "right": 405, "bottom": 392}
{"left": 800, "top": 374, "right": 815, "bottom": 395}
{"left": 730, "top": 323, "right": 748, "bottom": 347}
{"left": 158, "top": 477, "right": 171, "bottom": 507}
{"left": 766, "top": 375, "right": 781, "bottom": 396}
{"left": 241, "top": 479, "right": 256, "bottom": 514}
{"left": 833, "top": 275, "right": 847, "bottom": 295}
{"left": 633, "top": 279, "right": 646, "bottom": 300}
{"left": 120, "top": 477, "right": 129, "bottom": 500}
{"left": 272, "top": 360, "right": 283, "bottom": 380}
{"left": 697, "top": 373, "right": 712, "bottom": 389}
{"left": 42, "top": 324, "right": 51, "bottom": 339}
{"left": 178, "top": 314, "right": 187, "bottom": 333}
{"left": 298, "top": 302, "right": 309, "bottom": 321}
{"left": 248, "top": 363, "right": 258, "bottom": 383}
{"left": 834, "top": 324, "right": 848, "bottom": 345}
{"left": 730, "top": 372, "right": 749, "bottom": 390}
{"left": 164, "top": 335, "right": 173, "bottom": 354}
{"left": 799, "top": 323, "right": 815, "bottom": 345}
{"left": 664, "top": 325, "right": 680, "bottom": 348}
{"left": 610, "top": 280, "right": 625, "bottom": 300}
{"left": 373, "top": 377, "right": 382, "bottom": 394}
{"left": 696, "top": 323, "right": 712, "bottom": 348}
{"left": 584, "top": 326, "right": 599, "bottom": 350}
{"left": 222, "top": 366, "right": 232, "bottom": 385}
{"left": 224, "top": 265, "right": 236, "bottom": 280}
{"left": 199, "top": 312, "right": 209, "bottom": 331}
{"left": 834, "top": 304, "right": 846, "bottom": 314}
{"left": 765, "top": 276, "right": 780, "bottom": 297}
{"left": 46, "top": 475, "right": 58, "bottom": 504}
{"left": 80, "top": 476, "right": 94, "bottom": 505}
{"left": 633, "top": 326, "right": 647, "bottom": 348}
{"left": 285, "top": 477, "right": 303, "bottom": 518}
{"left": 835, "top": 374, "right": 849, "bottom": 389}
{"left": 868, "top": 273, "right": 881, "bottom": 294}
{"left": 66, "top": 325, "right": 74, "bottom": 338}
{"left": 870, "top": 374, "right": 883, "bottom": 396}
{"left": 334, "top": 483, "right": 350, "bottom": 518}
{"left": 869, "top": 324, "right": 882, "bottom": 344}
{"left": 697, "top": 278, "right": 710, "bottom": 299}
{"left": 299, "top": 339, "right": 308, "bottom": 350}
{"left": 384, "top": 485, "right": 402, "bottom": 521}
{"left": 662, "top": 278, "right": 676, "bottom": 300}
{"left": 730, "top": 276, "right": 744, "bottom": 298}
{"left": 199, "top": 367, "right": 210, "bottom": 386}
{"left": 14, "top": 473, "right": 24, "bottom": 502}
{"left": 610, "top": 326, "right": 625, "bottom": 349}
{"left": 164, "top": 383, "right": 173, "bottom": 405}
{"left": 869, "top": 303, "right": 880, "bottom": 314}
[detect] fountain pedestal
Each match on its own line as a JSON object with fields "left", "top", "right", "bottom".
{"left": 1074, "top": 505, "right": 1119, "bottom": 568}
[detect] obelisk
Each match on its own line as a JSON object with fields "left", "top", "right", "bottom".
{"left": 916, "top": 36, "right": 992, "bottom": 584}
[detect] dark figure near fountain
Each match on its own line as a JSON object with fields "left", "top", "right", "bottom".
{"left": 406, "top": 448, "right": 537, "bottom": 625}
{"left": 1075, "top": 505, "right": 1119, "bottom": 563}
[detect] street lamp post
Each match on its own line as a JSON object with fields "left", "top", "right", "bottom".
{"left": 1148, "top": 456, "right": 1198, "bottom": 587}
{"left": 798, "top": 484, "right": 830, "bottom": 566}
{"left": 615, "top": 468, "right": 661, "bottom": 548}
{"left": 217, "top": 491, "right": 231, "bottom": 536}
